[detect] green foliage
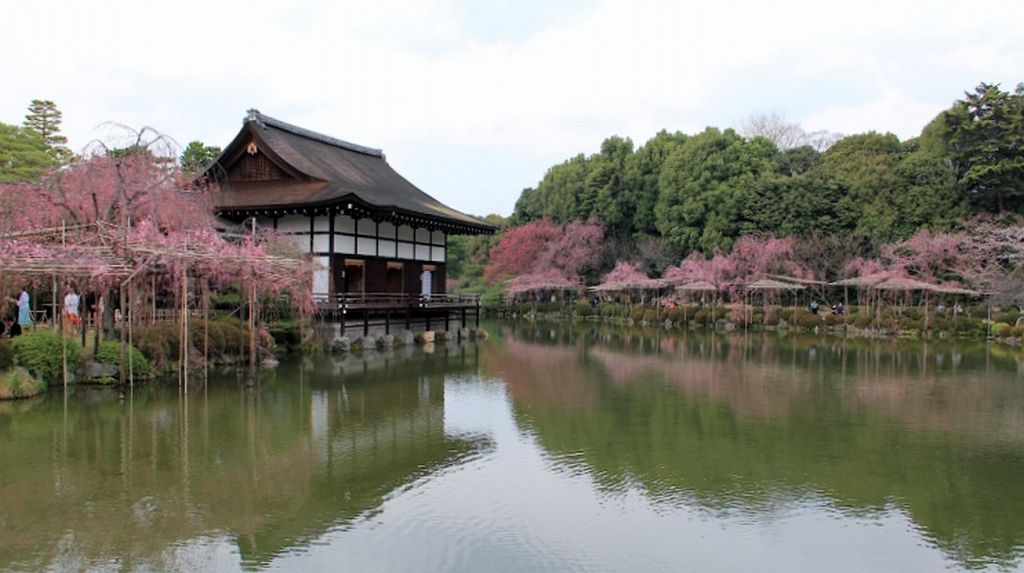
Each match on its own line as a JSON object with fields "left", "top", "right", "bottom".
{"left": 0, "top": 368, "right": 46, "bottom": 400}
{"left": 11, "top": 331, "right": 81, "bottom": 384}
{"left": 0, "top": 339, "right": 12, "bottom": 370}
{"left": 268, "top": 320, "right": 304, "bottom": 352}
{"left": 94, "top": 341, "right": 151, "bottom": 377}
{"left": 573, "top": 302, "right": 593, "bottom": 317}
{"left": 180, "top": 140, "right": 222, "bottom": 174}
{"left": 991, "top": 322, "right": 1012, "bottom": 337}
{"left": 655, "top": 128, "right": 777, "bottom": 252}
{"left": 792, "top": 310, "right": 822, "bottom": 329}
{"left": 22, "top": 99, "right": 71, "bottom": 162}
{"left": 211, "top": 290, "right": 242, "bottom": 309}
{"left": 0, "top": 122, "right": 55, "bottom": 182}
{"left": 1010, "top": 325, "right": 1024, "bottom": 338}
{"left": 642, "top": 309, "right": 659, "bottom": 323}
{"left": 941, "top": 83, "right": 1024, "bottom": 213}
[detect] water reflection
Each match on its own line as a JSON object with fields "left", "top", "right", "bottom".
{"left": 0, "top": 345, "right": 488, "bottom": 571}
{"left": 490, "top": 322, "right": 1024, "bottom": 570}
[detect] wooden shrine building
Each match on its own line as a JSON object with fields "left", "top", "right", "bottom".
{"left": 206, "top": 110, "right": 494, "bottom": 332}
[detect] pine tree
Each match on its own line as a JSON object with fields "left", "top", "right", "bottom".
{"left": 23, "top": 99, "right": 71, "bottom": 161}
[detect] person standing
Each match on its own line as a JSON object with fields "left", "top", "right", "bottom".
{"left": 14, "top": 288, "right": 32, "bottom": 328}
{"left": 63, "top": 285, "right": 81, "bottom": 333}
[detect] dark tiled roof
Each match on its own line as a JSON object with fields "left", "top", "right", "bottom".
{"left": 209, "top": 111, "right": 495, "bottom": 234}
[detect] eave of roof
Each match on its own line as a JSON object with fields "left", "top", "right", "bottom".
{"left": 206, "top": 110, "right": 497, "bottom": 234}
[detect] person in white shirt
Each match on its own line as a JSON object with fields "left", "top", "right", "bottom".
{"left": 63, "top": 285, "right": 81, "bottom": 332}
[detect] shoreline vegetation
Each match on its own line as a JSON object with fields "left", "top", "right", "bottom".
{"left": 448, "top": 83, "right": 1024, "bottom": 327}
{"left": 496, "top": 302, "right": 1024, "bottom": 346}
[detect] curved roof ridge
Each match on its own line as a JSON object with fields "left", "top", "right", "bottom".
{"left": 245, "top": 109, "right": 384, "bottom": 158}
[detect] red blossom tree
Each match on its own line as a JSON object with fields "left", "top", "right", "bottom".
{"left": 485, "top": 219, "right": 604, "bottom": 287}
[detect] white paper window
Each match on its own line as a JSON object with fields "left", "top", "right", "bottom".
{"left": 336, "top": 235, "right": 355, "bottom": 254}
{"left": 277, "top": 215, "right": 309, "bottom": 233}
{"left": 431, "top": 230, "right": 445, "bottom": 245}
{"left": 313, "top": 256, "right": 330, "bottom": 295}
{"left": 378, "top": 240, "right": 396, "bottom": 258}
{"left": 415, "top": 244, "right": 430, "bottom": 261}
{"left": 335, "top": 215, "right": 355, "bottom": 234}
{"left": 313, "top": 235, "right": 330, "bottom": 253}
{"left": 398, "top": 225, "right": 414, "bottom": 241}
{"left": 397, "top": 242, "right": 414, "bottom": 259}
{"left": 313, "top": 216, "right": 329, "bottom": 232}
{"left": 415, "top": 228, "right": 430, "bottom": 243}
{"left": 431, "top": 247, "right": 445, "bottom": 262}
{"left": 379, "top": 222, "right": 397, "bottom": 238}
{"left": 357, "top": 237, "right": 377, "bottom": 256}
{"left": 357, "top": 219, "right": 376, "bottom": 236}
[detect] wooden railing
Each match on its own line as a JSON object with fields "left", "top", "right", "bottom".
{"left": 314, "top": 292, "right": 480, "bottom": 311}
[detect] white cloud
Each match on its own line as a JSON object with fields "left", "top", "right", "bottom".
{"left": 2, "top": 0, "right": 1023, "bottom": 215}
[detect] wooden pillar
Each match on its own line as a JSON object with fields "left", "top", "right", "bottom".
{"left": 363, "top": 313, "right": 369, "bottom": 337}
{"left": 385, "top": 310, "right": 391, "bottom": 335}
{"left": 405, "top": 308, "right": 411, "bottom": 331}
{"left": 203, "top": 279, "right": 209, "bottom": 383}
{"left": 119, "top": 281, "right": 127, "bottom": 387}
{"left": 248, "top": 281, "right": 256, "bottom": 377}
{"left": 461, "top": 308, "right": 467, "bottom": 328}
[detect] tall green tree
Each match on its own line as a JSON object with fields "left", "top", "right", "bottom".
{"left": 0, "top": 122, "right": 55, "bottom": 182}
{"left": 589, "top": 136, "right": 634, "bottom": 236}
{"left": 942, "top": 82, "right": 1024, "bottom": 213}
{"left": 180, "top": 140, "right": 222, "bottom": 174}
{"left": 821, "top": 132, "right": 904, "bottom": 245}
{"left": 655, "top": 128, "right": 777, "bottom": 252}
{"left": 624, "top": 130, "right": 687, "bottom": 237}
{"left": 23, "top": 99, "right": 71, "bottom": 161}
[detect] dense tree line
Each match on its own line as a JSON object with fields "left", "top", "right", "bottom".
{"left": 510, "top": 83, "right": 1023, "bottom": 262}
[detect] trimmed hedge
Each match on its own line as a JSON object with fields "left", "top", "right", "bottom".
{"left": 11, "top": 331, "right": 81, "bottom": 385}
{"left": 992, "top": 322, "right": 1012, "bottom": 337}
{"left": 94, "top": 341, "right": 152, "bottom": 377}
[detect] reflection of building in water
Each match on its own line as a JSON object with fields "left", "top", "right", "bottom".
{"left": 0, "top": 344, "right": 487, "bottom": 571}
{"left": 487, "top": 324, "right": 1024, "bottom": 570}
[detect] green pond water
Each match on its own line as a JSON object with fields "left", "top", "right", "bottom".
{"left": 2, "top": 321, "right": 1024, "bottom": 572}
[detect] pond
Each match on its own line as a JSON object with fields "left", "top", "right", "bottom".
{"left": 2, "top": 321, "right": 1024, "bottom": 572}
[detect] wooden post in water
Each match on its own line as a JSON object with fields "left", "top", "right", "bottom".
{"left": 181, "top": 266, "right": 189, "bottom": 394}
{"left": 203, "top": 279, "right": 210, "bottom": 384}
{"left": 119, "top": 281, "right": 127, "bottom": 387}
{"left": 248, "top": 281, "right": 256, "bottom": 379}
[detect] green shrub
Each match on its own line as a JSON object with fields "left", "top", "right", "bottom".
{"left": 211, "top": 290, "right": 242, "bottom": 310}
{"left": 0, "top": 368, "right": 46, "bottom": 400}
{"left": 903, "top": 307, "right": 922, "bottom": 321}
{"left": 666, "top": 308, "right": 683, "bottom": 323}
{"left": 854, "top": 313, "right": 873, "bottom": 328}
{"left": 692, "top": 309, "right": 709, "bottom": 326}
{"left": 991, "top": 322, "right": 1012, "bottom": 337}
{"left": 1010, "top": 325, "right": 1024, "bottom": 338}
{"left": 94, "top": 341, "right": 151, "bottom": 377}
{"left": 135, "top": 323, "right": 180, "bottom": 370}
{"left": 11, "top": 331, "right": 81, "bottom": 385}
{"left": 573, "top": 302, "right": 592, "bottom": 317}
{"left": 268, "top": 320, "right": 303, "bottom": 351}
{"left": 793, "top": 310, "right": 821, "bottom": 329}
{"left": 629, "top": 306, "right": 646, "bottom": 322}
{"left": 0, "top": 339, "right": 13, "bottom": 370}
{"left": 642, "top": 309, "right": 659, "bottom": 323}
{"left": 954, "top": 317, "right": 985, "bottom": 336}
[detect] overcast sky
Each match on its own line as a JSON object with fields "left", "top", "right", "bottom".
{"left": 3, "top": 0, "right": 1022, "bottom": 217}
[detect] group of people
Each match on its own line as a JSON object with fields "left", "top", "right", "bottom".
{"left": 808, "top": 300, "right": 845, "bottom": 315}
{"left": 0, "top": 284, "right": 83, "bottom": 338}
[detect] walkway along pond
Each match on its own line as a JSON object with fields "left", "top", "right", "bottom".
{"left": 1, "top": 321, "right": 1023, "bottom": 571}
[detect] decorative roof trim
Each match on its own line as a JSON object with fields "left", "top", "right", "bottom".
{"left": 245, "top": 109, "right": 384, "bottom": 158}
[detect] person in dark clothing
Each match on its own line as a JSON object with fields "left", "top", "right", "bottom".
{"left": 3, "top": 317, "right": 21, "bottom": 338}
{"left": 809, "top": 300, "right": 819, "bottom": 315}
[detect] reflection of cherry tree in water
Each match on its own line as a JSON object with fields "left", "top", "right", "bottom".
{"left": 489, "top": 326, "right": 1024, "bottom": 569}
